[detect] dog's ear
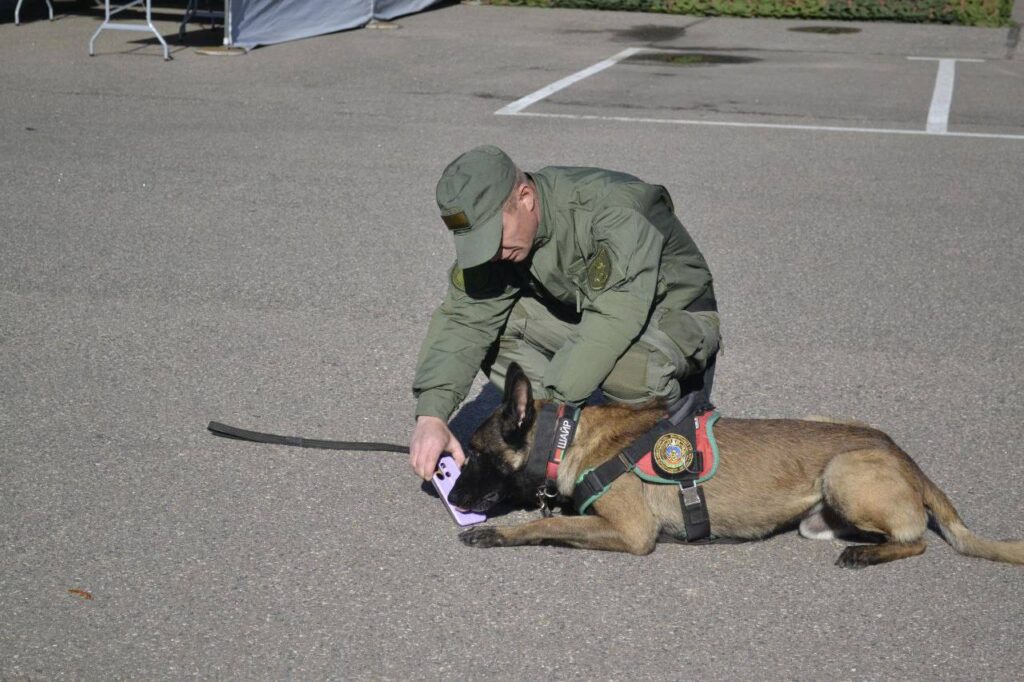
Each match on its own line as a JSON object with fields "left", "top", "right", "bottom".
{"left": 501, "top": 362, "right": 536, "bottom": 446}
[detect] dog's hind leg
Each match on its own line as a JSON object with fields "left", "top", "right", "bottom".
{"left": 834, "top": 538, "right": 927, "bottom": 567}
{"left": 821, "top": 449, "right": 929, "bottom": 568}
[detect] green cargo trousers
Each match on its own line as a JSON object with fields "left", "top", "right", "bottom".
{"left": 484, "top": 296, "right": 720, "bottom": 406}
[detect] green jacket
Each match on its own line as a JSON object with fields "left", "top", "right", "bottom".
{"left": 413, "top": 166, "right": 716, "bottom": 420}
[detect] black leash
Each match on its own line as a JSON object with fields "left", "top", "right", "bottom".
{"left": 207, "top": 421, "right": 410, "bottom": 454}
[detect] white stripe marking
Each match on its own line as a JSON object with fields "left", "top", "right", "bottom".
{"left": 494, "top": 50, "right": 1016, "bottom": 139}
{"left": 501, "top": 111, "right": 1024, "bottom": 141}
{"left": 495, "top": 47, "right": 645, "bottom": 116}
{"left": 907, "top": 57, "right": 984, "bottom": 134}
{"left": 927, "top": 59, "right": 956, "bottom": 134}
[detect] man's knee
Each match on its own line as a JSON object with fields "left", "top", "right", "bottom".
{"left": 484, "top": 304, "right": 554, "bottom": 397}
{"left": 601, "top": 342, "right": 681, "bottom": 406}
{"left": 483, "top": 297, "right": 576, "bottom": 397}
{"left": 484, "top": 336, "right": 551, "bottom": 397}
{"left": 600, "top": 308, "right": 721, "bottom": 406}
{"left": 657, "top": 309, "right": 720, "bottom": 370}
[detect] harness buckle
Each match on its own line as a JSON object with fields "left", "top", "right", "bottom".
{"left": 677, "top": 481, "right": 711, "bottom": 543}
{"left": 678, "top": 481, "right": 702, "bottom": 510}
{"left": 617, "top": 451, "right": 633, "bottom": 470}
{"left": 537, "top": 485, "right": 558, "bottom": 517}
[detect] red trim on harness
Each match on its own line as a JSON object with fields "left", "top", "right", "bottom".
{"left": 636, "top": 411, "right": 715, "bottom": 479}
{"left": 545, "top": 404, "right": 572, "bottom": 483}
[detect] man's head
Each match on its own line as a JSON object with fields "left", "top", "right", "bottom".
{"left": 436, "top": 145, "right": 539, "bottom": 268}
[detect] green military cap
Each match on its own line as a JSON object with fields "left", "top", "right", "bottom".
{"left": 435, "top": 145, "right": 517, "bottom": 269}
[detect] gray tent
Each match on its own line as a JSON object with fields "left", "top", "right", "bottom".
{"left": 227, "top": 0, "right": 442, "bottom": 49}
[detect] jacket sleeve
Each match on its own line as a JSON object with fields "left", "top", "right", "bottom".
{"left": 412, "top": 263, "right": 519, "bottom": 421}
{"left": 543, "top": 207, "right": 663, "bottom": 404}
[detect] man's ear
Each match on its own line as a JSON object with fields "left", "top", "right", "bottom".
{"left": 520, "top": 181, "right": 536, "bottom": 213}
{"left": 501, "top": 362, "right": 536, "bottom": 445}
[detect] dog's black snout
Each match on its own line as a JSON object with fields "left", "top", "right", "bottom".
{"left": 447, "top": 483, "right": 475, "bottom": 510}
{"left": 448, "top": 482, "right": 500, "bottom": 513}
{"left": 447, "top": 487, "right": 464, "bottom": 506}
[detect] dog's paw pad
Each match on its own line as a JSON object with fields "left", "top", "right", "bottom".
{"left": 459, "top": 526, "right": 504, "bottom": 548}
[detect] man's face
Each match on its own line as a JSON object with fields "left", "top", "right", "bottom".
{"left": 494, "top": 184, "right": 539, "bottom": 263}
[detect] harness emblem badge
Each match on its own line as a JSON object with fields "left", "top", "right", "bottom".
{"left": 653, "top": 433, "right": 694, "bottom": 474}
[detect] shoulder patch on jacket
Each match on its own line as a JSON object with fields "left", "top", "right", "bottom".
{"left": 450, "top": 265, "right": 466, "bottom": 292}
{"left": 450, "top": 262, "right": 508, "bottom": 299}
{"left": 587, "top": 247, "right": 612, "bottom": 290}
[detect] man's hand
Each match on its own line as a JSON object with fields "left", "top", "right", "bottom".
{"left": 409, "top": 416, "right": 466, "bottom": 481}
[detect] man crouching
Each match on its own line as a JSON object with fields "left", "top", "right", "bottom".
{"left": 409, "top": 145, "right": 720, "bottom": 480}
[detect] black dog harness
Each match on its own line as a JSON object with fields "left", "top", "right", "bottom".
{"left": 573, "top": 397, "right": 719, "bottom": 543}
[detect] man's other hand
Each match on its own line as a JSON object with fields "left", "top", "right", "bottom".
{"left": 410, "top": 416, "right": 466, "bottom": 480}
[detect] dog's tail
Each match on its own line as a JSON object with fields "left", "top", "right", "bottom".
{"left": 922, "top": 473, "right": 1024, "bottom": 565}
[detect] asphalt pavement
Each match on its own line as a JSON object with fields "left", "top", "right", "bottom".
{"left": 1, "top": 2, "right": 1022, "bottom": 679}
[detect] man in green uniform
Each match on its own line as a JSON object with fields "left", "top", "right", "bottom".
{"left": 409, "top": 146, "right": 720, "bottom": 480}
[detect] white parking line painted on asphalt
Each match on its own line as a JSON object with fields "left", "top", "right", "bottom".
{"left": 502, "top": 111, "right": 1024, "bottom": 141}
{"left": 907, "top": 57, "right": 986, "bottom": 134}
{"left": 495, "top": 47, "right": 646, "bottom": 116}
{"left": 497, "top": 49, "right": 1022, "bottom": 141}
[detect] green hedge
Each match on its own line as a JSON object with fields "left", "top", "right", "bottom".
{"left": 481, "top": 0, "right": 1015, "bottom": 26}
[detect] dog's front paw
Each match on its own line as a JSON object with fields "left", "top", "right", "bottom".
{"left": 459, "top": 526, "right": 506, "bottom": 548}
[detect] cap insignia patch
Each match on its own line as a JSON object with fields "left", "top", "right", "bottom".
{"left": 441, "top": 209, "right": 470, "bottom": 231}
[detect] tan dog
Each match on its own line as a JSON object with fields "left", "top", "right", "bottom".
{"left": 449, "top": 363, "right": 1024, "bottom": 567}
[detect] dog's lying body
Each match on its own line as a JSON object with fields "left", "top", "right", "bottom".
{"left": 450, "top": 364, "right": 1024, "bottom": 568}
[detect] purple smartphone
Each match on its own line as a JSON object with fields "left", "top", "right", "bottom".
{"left": 432, "top": 455, "right": 486, "bottom": 526}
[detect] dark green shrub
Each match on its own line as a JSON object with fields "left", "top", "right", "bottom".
{"left": 482, "top": 0, "right": 1013, "bottom": 26}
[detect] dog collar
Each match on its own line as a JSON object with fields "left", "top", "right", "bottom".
{"left": 523, "top": 402, "right": 582, "bottom": 512}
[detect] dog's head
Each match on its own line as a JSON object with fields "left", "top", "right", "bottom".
{"left": 447, "top": 363, "right": 540, "bottom": 513}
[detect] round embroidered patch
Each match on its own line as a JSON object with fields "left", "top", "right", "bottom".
{"left": 450, "top": 266, "right": 465, "bottom": 292}
{"left": 653, "top": 433, "right": 694, "bottom": 474}
{"left": 587, "top": 248, "right": 611, "bottom": 290}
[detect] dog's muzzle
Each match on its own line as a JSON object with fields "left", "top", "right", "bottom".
{"left": 449, "top": 487, "right": 501, "bottom": 513}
